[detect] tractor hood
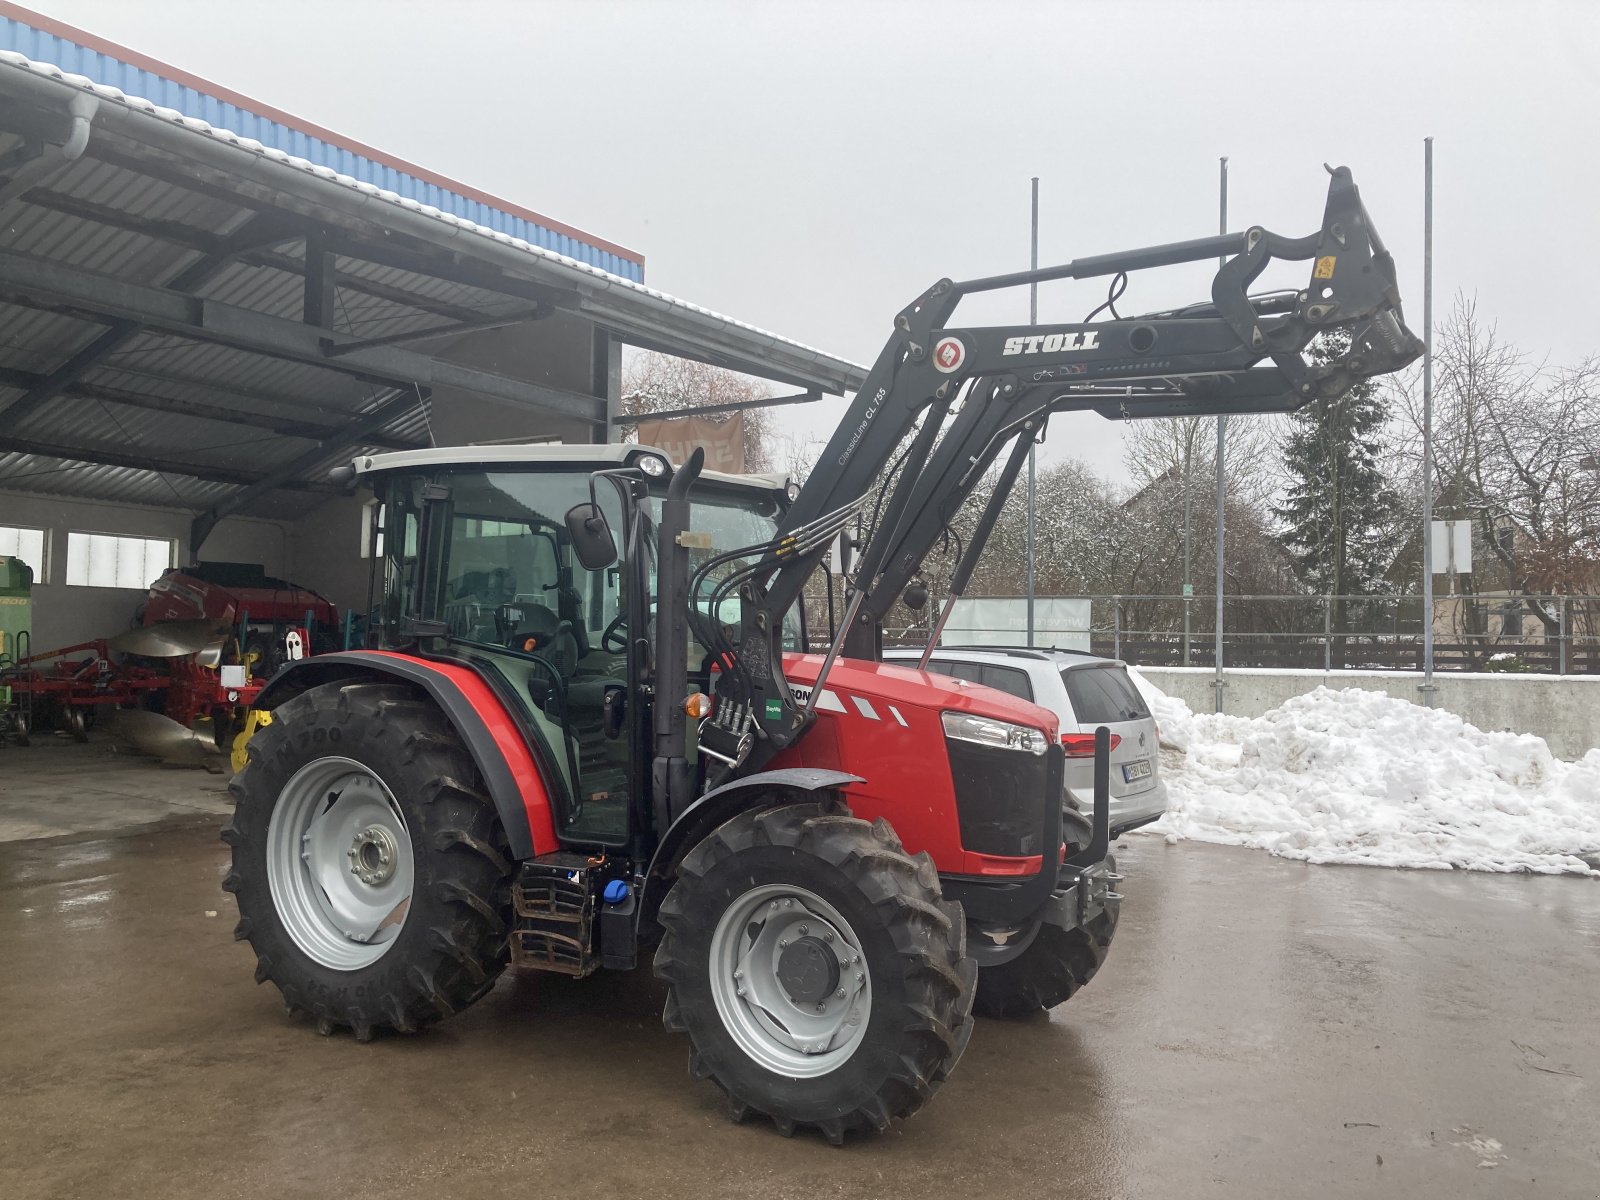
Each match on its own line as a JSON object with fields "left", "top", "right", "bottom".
{"left": 780, "top": 653, "right": 1059, "bottom": 736}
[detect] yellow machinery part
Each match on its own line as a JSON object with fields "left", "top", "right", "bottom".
{"left": 230, "top": 709, "right": 272, "bottom": 774}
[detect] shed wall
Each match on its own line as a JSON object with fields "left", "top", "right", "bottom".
{"left": 0, "top": 490, "right": 291, "bottom": 649}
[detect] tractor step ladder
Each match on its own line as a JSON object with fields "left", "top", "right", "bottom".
{"left": 509, "top": 853, "right": 601, "bottom": 977}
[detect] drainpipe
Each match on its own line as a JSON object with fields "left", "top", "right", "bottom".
{"left": 0, "top": 91, "right": 98, "bottom": 209}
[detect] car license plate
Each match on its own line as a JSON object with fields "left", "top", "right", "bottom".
{"left": 1122, "top": 759, "right": 1152, "bottom": 783}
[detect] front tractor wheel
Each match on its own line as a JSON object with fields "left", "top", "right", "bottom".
{"left": 654, "top": 804, "right": 977, "bottom": 1144}
{"left": 222, "top": 681, "right": 514, "bottom": 1040}
{"left": 973, "top": 859, "right": 1121, "bottom": 1019}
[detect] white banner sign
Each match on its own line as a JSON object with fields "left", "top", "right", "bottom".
{"left": 1430, "top": 520, "right": 1472, "bottom": 574}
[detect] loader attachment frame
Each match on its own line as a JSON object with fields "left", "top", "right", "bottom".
{"left": 692, "top": 166, "right": 1422, "bottom": 782}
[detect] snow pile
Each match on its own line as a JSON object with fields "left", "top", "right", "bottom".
{"left": 1126, "top": 673, "right": 1600, "bottom": 876}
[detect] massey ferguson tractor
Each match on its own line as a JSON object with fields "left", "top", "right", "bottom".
{"left": 224, "top": 167, "right": 1420, "bottom": 1141}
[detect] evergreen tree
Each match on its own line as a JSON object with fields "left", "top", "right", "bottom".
{"left": 1273, "top": 330, "right": 1399, "bottom": 654}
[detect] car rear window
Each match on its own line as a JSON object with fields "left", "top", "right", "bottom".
{"left": 1061, "top": 666, "right": 1149, "bottom": 723}
{"left": 923, "top": 660, "right": 1034, "bottom": 701}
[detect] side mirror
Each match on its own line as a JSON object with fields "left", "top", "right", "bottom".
{"left": 564, "top": 502, "right": 618, "bottom": 570}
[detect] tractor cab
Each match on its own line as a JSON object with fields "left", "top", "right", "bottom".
{"left": 356, "top": 444, "right": 799, "bottom": 853}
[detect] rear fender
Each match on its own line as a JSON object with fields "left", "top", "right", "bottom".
{"left": 639, "top": 768, "right": 864, "bottom": 925}
{"left": 253, "top": 651, "right": 557, "bottom": 860}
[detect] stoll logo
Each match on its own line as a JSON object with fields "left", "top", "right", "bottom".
{"left": 932, "top": 336, "right": 966, "bottom": 374}
{"left": 1001, "top": 331, "right": 1101, "bottom": 355}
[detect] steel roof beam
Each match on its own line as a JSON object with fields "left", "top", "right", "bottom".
{"left": 0, "top": 363, "right": 424, "bottom": 450}
{"left": 0, "top": 71, "right": 867, "bottom": 398}
{"left": 319, "top": 307, "right": 549, "bottom": 356}
{"left": 17, "top": 185, "right": 237, "bottom": 256}
{"left": 0, "top": 210, "right": 299, "bottom": 426}
{"left": 190, "top": 387, "right": 426, "bottom": 551}
{"left": 79, "top": 364, "right": 402, "bottom": 425}
{"left": 28, "top": 141, "right": 859, "bottom": 395}
{"left": 321, "top": 234, "right": 579, "bottom": 311}
{"left": 612, "top": 390, "right": 821, "bottom": 425}
{"left": 0, "top": 431, "right": 339, "bottom": 492}
{"left": 0, "top": 247, "right": 607, "bottom": 423}
{"left": 32, "top": 148, "right": 568, "bottom": 315}
{"left": 20, "top": 185, "right": 500, "bottom": 325}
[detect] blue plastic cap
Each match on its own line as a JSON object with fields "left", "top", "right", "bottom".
{"left": 602, "top": 879, "right": 630, "bottom": 904}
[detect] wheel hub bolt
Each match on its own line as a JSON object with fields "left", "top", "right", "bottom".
{"left": 778, "top": 938, "right": 788, "bottom": 948}
{"left": 822, "top": 930, "right": 834, "bottom": 942}
{"left": 347, "top": 824, "right": 400, "bottom": 886}
{"left": 797, "top": 924, "right": 808, "bottom": 935}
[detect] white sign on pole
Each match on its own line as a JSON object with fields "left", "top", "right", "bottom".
{"left": 943, "top": 597, "right": 1092, "bottom": 651}
{"left": 1429, "top": 520, "right": 1472, "bottom": 574}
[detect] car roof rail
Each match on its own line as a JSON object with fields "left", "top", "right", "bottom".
{"left": 909, "top": 644, "right": 1082, "bottom": 662}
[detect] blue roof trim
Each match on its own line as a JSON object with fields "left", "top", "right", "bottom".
{"left": 0, "top": 14, "right": 644, "bottom": 282}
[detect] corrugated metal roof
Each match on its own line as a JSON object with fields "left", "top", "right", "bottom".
{"left": 0, "top": 1, "right": 645, "bottom": 281}
{"left": 0, "top": 49, "right": 864, "bottom": 384}
{"left": 0, "top": 9, "right": 868, "bottom": 532}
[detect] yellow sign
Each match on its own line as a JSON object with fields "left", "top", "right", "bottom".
{"left": 1313, "top": 255, "right": 1337, "bottom": 279}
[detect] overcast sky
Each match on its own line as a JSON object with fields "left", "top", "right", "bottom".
{"left": 26, "top": 0, "right": 1600, "bottom": 483}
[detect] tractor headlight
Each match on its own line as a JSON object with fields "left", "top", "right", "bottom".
{"left": 634, "top": 453, "right": 668, "bottom": 477}
{"left": 941, "top": 711, "right": 1049, "bottom": 756}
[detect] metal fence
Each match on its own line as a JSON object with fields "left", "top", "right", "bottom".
{"left": 872, "top": 593, "right": 1600, "bottom": 675}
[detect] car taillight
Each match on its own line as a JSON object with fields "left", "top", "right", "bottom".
{"left": 1060, "top": 732, "right": 1120, "bottom": 757}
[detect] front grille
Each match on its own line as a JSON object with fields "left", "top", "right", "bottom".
{"left": 946, "top": 739, "right": 1051, "bottom": 857}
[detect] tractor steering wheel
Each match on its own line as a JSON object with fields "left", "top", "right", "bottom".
{"left": 600, "top": 613, "right": 628, "bottom": 654}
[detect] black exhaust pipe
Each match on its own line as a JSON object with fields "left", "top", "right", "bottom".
{"left": 651, "top": 448, "right": 704, "bottom": 830}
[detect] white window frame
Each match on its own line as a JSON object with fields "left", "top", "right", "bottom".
{"left": 0, "top": 524, "right": 49, "bottom": 584}
{"left": 64, "top": 530, "right": 175, "bottom": 590}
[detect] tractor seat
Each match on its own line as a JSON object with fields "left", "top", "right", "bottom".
{"left": 508, "top": 604, "right": 579, "bottom": 679}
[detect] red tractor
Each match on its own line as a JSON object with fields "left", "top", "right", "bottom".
{"left": 224, "top": 168, "right": 1420, "bottom": 1141}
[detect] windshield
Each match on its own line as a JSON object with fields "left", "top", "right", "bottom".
{"left": 375, "top": 466, "right": 796, "bottom": 656}
{"left": 644, "top": 485, "right": 804, "bottom": 659}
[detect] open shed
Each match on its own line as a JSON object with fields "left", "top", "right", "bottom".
{"left": 0, "top": 2, "right": 864, "bottom": 649}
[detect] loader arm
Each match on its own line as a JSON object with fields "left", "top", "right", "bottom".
{"left": 693, "top": 166, "right": 1421, "bottom": 783}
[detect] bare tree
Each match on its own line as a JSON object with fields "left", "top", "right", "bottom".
{"left": 1121, "top": 413, "right": 1282, "bottom": 505}
{"left": 1389, "top": 296, "right": 1600, "bottom": 637}
{"left": 618, "top": 351, "right": 778, "bottom": 471}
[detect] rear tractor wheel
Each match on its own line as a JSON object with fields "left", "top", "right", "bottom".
{"left": 222, "top": 680, "right": 514, "bottom": 1039}
{"left": 654, "top": 803, "right": 978, "bottom": 1144}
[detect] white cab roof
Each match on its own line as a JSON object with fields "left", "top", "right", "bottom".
{"left": 350, "top": 443, "right": 790, "bottom": 494}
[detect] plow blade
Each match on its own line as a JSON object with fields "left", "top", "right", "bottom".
{"left": 110, "top": 708, "right": 224, "bottom": 770}
{"left": 107, "top": 619, "right": 231, "bottom": 660}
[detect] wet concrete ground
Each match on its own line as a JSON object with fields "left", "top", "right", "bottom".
{"left": 2, "top": 743, "right": 1597, "bottom": 1199}
{"left": 0, "top": 733, "right": 230, "bottom": 841}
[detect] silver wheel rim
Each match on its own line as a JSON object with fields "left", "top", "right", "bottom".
{"left": 708, "top": 883, "right": 872, "bottom": 1078}
{"left": 266, "top": 756, "right": 414, "bottom": 971}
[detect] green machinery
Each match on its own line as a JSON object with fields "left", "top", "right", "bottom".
{"left": 0, "top": 555, "right": 33, "bottom": 745}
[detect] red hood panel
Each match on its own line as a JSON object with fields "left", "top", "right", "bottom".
{"left": 769, "top": 653, "right": 1060, "bottom": 875}
{"left": 781, "top": 653, "right": 1057, "bottom": 733}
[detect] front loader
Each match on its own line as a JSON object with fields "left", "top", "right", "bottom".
{"left": 223, "top": 167, "right": 1420, "bottom": 1142}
